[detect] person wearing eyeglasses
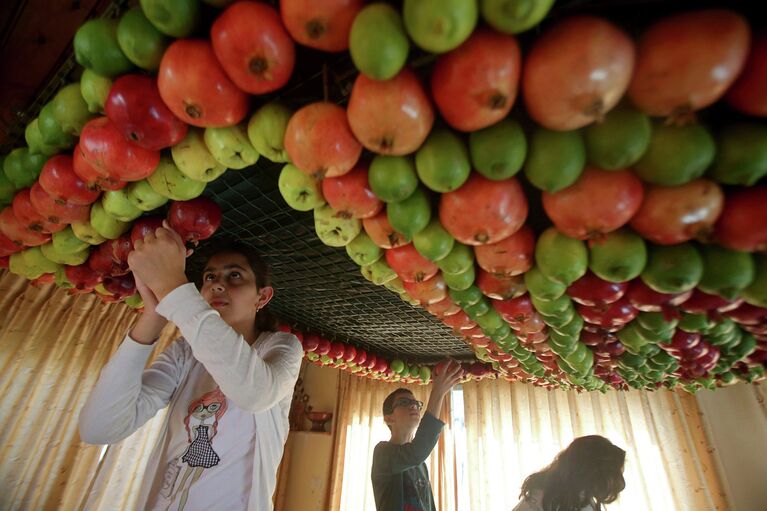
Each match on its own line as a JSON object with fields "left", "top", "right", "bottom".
{"left": 371, "top": 360, "right": 463, "bottom": 511}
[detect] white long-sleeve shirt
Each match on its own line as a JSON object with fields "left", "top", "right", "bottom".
{"left": 79, "top": 283, "right": 303, "bottom": 511}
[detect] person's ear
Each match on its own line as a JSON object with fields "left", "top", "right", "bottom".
{"left": 384, "top": 413, "right": 396, "bottom": 428}
{"left": 256, "top": 286, "right": 274, "bottom": 310}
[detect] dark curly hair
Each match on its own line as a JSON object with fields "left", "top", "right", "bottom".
{"left": 520, "top": 435, "right": 626, "bottom": 511}
{"left": 189, "top": 239, "right": 278, "bottom": 332}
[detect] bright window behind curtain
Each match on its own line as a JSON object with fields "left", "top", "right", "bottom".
{"left": 456, "top": 379, "right": 728, "bottom": 511}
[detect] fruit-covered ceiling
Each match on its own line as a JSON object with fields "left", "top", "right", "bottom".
{"left": 1, "top": 0, "right": 766, "bottom": 392}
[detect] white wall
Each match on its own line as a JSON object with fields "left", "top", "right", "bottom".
{"left": 696, "top": 383, "right": 767, "bottom": 511}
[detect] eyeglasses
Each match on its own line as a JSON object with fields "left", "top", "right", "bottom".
{"left": 194, "top": 403, "right": 221, "bottom": 413}
{"left": 393, "top": 397, "right": 423, "bottom": 411}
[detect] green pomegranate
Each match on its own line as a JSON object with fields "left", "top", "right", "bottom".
{"left": 3, "top": 148, "right": 46, "bottom": 189}
{"left": 346, "top": 232, "right": 383, "bottom": 266}
{"left": 278, "top": 163, "right": 325, "bottom": 212}
{"left": 436, "top": 242, "right": 474, "bottom": 274}
{"left": 314, "top": 205, "right": 361, "bottom": 247}
{"left": 677, "top": 313, "right": 714, "bottom": 333}
{"left": 247, "top": 103, "right": 292, "bottom": 163}
{"left": 469, "top": 119, "right": 527, "bottom": 180}
{"left": 416, "top": 129, "right": 471, "bottom": 193}
{"left": 531, "top": 294, "right": 572, "bottom": 316}
{"left": 0, "top": 161, "right": 15, "bottom": 205}
{"left": 350, "top": 3, "right": 409, "bottom": 80}
{"left": 640, "top": 243, "right": 703, "bottom": 294}
{"left": 51, "top": 83, "right": 93, "bottom": 136}
{"left": 742, "top": 254, "right": 767, "bottom": 307}
{"left": 413, "top": 218, "right": 455, "bottom": 262}
{"left": 588, "top": 229, "right": 647, "bottom": 283}
{"left": 387, "top": 186, "right": 432, "bottom": 238}
{"left": 117, "top": 7, "right": 170, "bottom": 71}
{"left": 617, "top": 323, "right": 651, "bottom": 354}
{"left": 73, "top": 19, "right": 134, "bottom": 76}
{"left": 524, "top": 266, "right": 567, "bottom": 300}
{"left": 363, "top": 258, "right": 398, "bottom": 285}
{"left": 25, "top": 118, "right": 60, "bottom": 156}
{"left": 140, "top": 0, "right": 200, "bottom": 38}
{"left": 80, "top": 69, "right": 113, "bottom": 114}
{"left": 535, "top": 227, "right": 588, "bottom": 286}
{"left": 584, "top": 105, "right": 651, "bottom": 170}
{"left": 443, "top": 266, "right": 476, "bottom": 291}
{"left": 38, "top": 101, "right": 75, "bottom": 148}
{"left": 369, "top": 155, "right": 419, "bottom": 203}
{"left": 403, "top": 0, "right": 478, "bottom": 53}
{"left": 634, "top": 122, "right": 715, "bottom": 186}
{"left": 480, "top": 0, "right": 555, "bottom": 34}
{"left": 698, "top": 244, "right": 755, "bottom": 300}
{"left": 524, "top": 127, "right": 585, "bottom": 192}
{"left": 449, "top": 285, "right": 484, "bottom": 307}
{"left": 708, "top": 123, "right": 767, "bottom": 186}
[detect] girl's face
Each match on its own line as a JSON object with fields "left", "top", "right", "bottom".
{"left": 200, "top": 252, "right": 273, "bottom": 334}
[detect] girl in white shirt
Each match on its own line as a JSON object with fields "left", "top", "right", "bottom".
{"left": 512, "top": 435, "right": 627, "bottom": 511}
{"left": 79, "top": 224, "right": 303, "bottom": 511}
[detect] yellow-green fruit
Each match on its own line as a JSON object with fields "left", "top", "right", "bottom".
{"left": 147, "top": 155, "right": 207, "bottom": 201}
{"left": 117, "top": 7, "right": 170, "bottom": 71}
{"left": 204, "top": 125, "right": 259, "bottom": 170}
{"left": 278, "top": 163, "right": 325, "bottom": 212}
{"left": 314, "top": 205, "right": 361, "bottom": 247}
{"left": 90, "top": 201, "right": 131, "bottom": 239}
{"left": 80, "top": 69, "right": 113, "bottom": 114}
{"left": 102, "top": 189, "right": 143, "bottom": 222}
{"left": 52, "top": 227, "right": 90, "bottom": 254}
{"left": 350, "top": 3, "right": 409, "bottom": 80}
{"left": 71, "top": 221, "right": 107, "bottom": 245}
{"left": 525, "top": 128, "right": 585, "bottom": 192}
{"left": 51, "top": 83, "right": 93, "bottom": 136}
{"left": 172, "top": 128, "right": 227, "bottom": 181}
{"left": 247, "top": 103, "right": 292, "bottom": 163}
{"left": 9, "top": 247, "right": 60, "bottom": 279}
{"left": 40, "top": 243, "right": 90, "bottom": 265}
{"left": 346, "top": 231, "right": 383, "bottom": 266}
{"left": 480, "top": 0, "right": 555, "bottom": 34}
{"left": 535, "top": 228, "right": 588, "bottom": 286}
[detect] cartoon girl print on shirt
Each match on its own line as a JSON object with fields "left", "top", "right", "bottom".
{"left": 164, "top": 387, "right": 228, "bottom": 511}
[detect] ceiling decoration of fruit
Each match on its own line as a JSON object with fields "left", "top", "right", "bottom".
{"left": 1, "top": 0, "right": 766, "bottom": 392}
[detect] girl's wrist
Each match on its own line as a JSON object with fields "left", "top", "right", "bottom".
{"left": 151, "top": 276, "right": 189, "bottom": 302}
{"left": 130, "top": 313, "right": 168, "bottom": 345}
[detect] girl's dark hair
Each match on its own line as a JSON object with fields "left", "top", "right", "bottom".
{"left": 520, "top": 435, "right": 626, "bottom": 511}
{"left": 191, "top": 239, "right": 278, "bottom": 332}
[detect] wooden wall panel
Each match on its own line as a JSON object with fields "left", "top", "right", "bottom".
{"left": 0, "top": 0, "right": 113, "bottom": 148}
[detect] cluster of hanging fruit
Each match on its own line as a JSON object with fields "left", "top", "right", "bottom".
{"left": 1, "top": 1, "right": 765, "bottom": 391}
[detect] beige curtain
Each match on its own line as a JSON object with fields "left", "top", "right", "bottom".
{"left": 461, "top": 379, "right": 727, "bottom": 511}
{"left": 0, "top": 270, "right": 176, "bottom": 511}
{"left": 327, "top": 372, "right": 457, "bottom": 511}
{"left": 696, "top": 383, "right": 767, "bottom": 511}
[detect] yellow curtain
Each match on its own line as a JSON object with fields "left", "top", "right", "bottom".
{"left": 461, "top": 379, "right": 728, "bottom": 511}
{"left": 0, "top": 270, "right": 176, "bottom": 511}
{"left": 327, "top": 372, "right": 457, "bottom": 511}
{"left": 696, "top": 383, "right": 767, "bottom": 510}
